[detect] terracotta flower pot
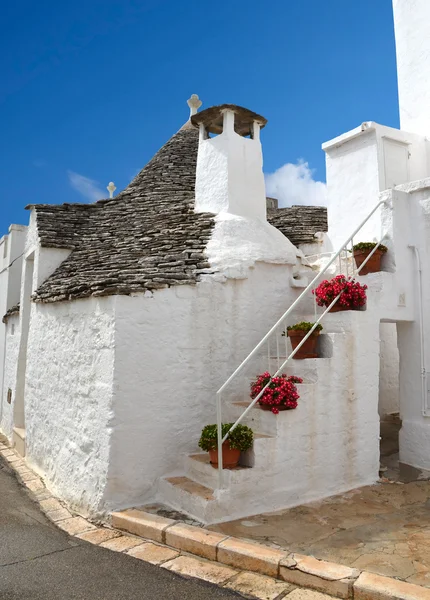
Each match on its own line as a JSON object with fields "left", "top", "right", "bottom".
{"left": 259, "top": 403, "right": 294, "bottom": 411}
{"left": 329, "top": 303, "right": 365, "bottom": 312}
{"left": 329, "top": 303, "right": 351, "bottom": 313}
{"left": 288, "top": 329, "right": 319, "bottom": 359}
{"left": 353, "top": 248, "right": 384, "bottom": 275}
{"left": 208, "top": 440, "right": 241, "bottom": 469}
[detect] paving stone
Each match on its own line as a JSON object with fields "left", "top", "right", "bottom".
{"left": 40, "top": 498, "right": 64, "bottom": 513}
{"left": 225, "top": 571, "right": 294, "bottom": 599}
{"left": 111, "top": 509, "right": 176, "bottom": 543}
{"left": 1, "top": 449, "right": 14, "bottom": 457}
{"left": 5, "top": 454, "right": 22, "bottom": 464}
{"left": 31, "top": 489, "right": 52, "bottom": 501}
{"left": 353, "top": 552, "right": 415, "bottom": 579}
{"left": 218, "top": 537, "right": 287, "bottom": 577}
{"left": 127, "top": 542, "right": 179, "bottom": 565}
{"left": 46, "top": 508, "right": 73, "bottom": 522}
{"left": 99, "top": 535, "right": 143, "bottom": 552}
{"left": 18, "top": 471, "right": 39, "bottom": 482}
{"left": 280, "top": 554, "right": 358, "bottom": 599}
{"left": 14, "top": 464, "right": 32, "bottom": 475}
{"left": 57, "top": 517, "right": 96, "bottom": 536}
{"left": 210, "top": 479, "right": 430, "bottom": 588}
{"left": 165, "top": 523, "right": 228, "bottom": 560}
{"left": 284, "top": 591, "right": 334, "bottom": 600}
{"left": 77, "top": 528, "right": 122, "bottom": 545}
{"left": 354, "top": 571, "right": 430, "bottom": 599}
{"left": 24, "top": 479, "right": 45, "bottom": 492}
{"left": 162, "top": 555, "right": 237, "bottom": 584}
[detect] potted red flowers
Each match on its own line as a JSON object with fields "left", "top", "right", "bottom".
{"left": 285, "top": 322, "right": 323, "bottom": 359}
{"left": 353, "top": 242, "right": 387, "bottom": 275}
{"left": 250, "top": 372, "right": 303, "bottom": 414}
{"left": 313, "top": 275, "right": 367, "bottom": 312}
{"left": 198, "top": 423, "right": 254, "bottom": 469}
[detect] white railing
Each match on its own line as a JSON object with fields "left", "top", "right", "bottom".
{"left": 215, "top": 200, "right": 388, "bottom": 487}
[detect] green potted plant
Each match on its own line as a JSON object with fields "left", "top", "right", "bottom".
{"left": 198, "top": 423, "right": 254, "bottom": 469}
{"left": 284, "top": 321, "right": 323, "bottom": 359}
{"left": 352, "top": 242, "right": 387, "bottom": 275}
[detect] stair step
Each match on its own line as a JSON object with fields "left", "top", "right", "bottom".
{"left": 165, "top": 476, "right": 215, "bottom": 501}
{"left": 225, "top": 384, "right": 316, "bottom": 436}
{"left": 158, "top": 475, "right": 218, "bottom": 523}
{"left": 184, "top": 433, "right": 276, "bottom": 489}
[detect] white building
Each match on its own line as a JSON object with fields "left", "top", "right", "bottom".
{"left": 1, "top": 0, "right": 429, "bottom": 524}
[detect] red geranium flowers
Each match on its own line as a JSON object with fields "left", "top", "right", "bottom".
{"left": 312, "top": 274, "right": 367, "bottom": 310}
{"left": 250, "top": 372, "right": 303, "bottom": 414}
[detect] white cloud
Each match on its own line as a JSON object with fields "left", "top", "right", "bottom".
{"left": 67, "top": 170, "right": 105, "bottom": 202}
{"left": 265, "top": 160, "right": 327, "bottom": 207}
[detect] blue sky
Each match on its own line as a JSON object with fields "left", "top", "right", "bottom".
{"left": 1, "top": 0, "right": 398, "bottom": 235}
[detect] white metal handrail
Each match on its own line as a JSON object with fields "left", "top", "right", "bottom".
{"left": 215, "top": 200, "right": 387, "bottom": 487}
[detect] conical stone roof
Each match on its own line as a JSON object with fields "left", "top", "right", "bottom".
{"left": 30, "top": 125, "right": 217, "bottom": 303}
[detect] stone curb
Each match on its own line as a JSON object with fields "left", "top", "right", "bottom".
{"left": 2, "top": 442, "right": 429, "bottom": 600}
{"left": 111, "top": 508, "right": 430, "bottom": 600}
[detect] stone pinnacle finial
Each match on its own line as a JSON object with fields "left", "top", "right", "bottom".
{"left": 187, "top": 94, "right": 202, "bottom": 117}
{"left": 107, "top": 182, "right": 116, "bottom": 199}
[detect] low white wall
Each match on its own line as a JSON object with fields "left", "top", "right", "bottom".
{"left": 379, "top": 323, "right": 400, "bottom": 417}
{"left": 24, "top": 298, "right": 116, "bottom": 516}
{"left": 103, "top": 262, "right": 299, "bottom": 512}
{"left": 0, "top": 315, "right": 20, "bottom": 439}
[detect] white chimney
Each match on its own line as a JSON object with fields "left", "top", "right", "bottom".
{"left": 192, "top": 105, "right": 268, "bottom": 221}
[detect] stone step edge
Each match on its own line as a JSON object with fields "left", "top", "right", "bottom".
{"left": 2, "top": 441, "right": 429, "bottom": 600}
{"left": 110, "top": 508, "right": 430, "bottom": 600}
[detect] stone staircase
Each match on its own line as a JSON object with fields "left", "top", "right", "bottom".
{"left": 154, "top": 310, "right": 381, "bottom": 524}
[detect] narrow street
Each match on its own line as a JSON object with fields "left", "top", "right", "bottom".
{"left": 0, "top": 459, "right": 240, "bottom": 600}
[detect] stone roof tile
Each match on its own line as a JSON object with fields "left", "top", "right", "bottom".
{"left": 267, "top": 206, "right": 327, "bottom": 246}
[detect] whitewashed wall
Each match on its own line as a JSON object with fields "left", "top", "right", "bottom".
{"left": 323, "top": 123, "right": 428, "bottom": 250}
{"left": 324, "top": 129, "right": 381, "bottom": 250}
{"left": 379, "top": 323, "right": 400, "bottom": 417}
{"left": 103, "top": 262, "right": 299, "bottom": 513}
{"left": 24, "top": 298, "right": 116, "bottom": 516}
{"left": 393, "top": 180, "right": 430, "bottom": 470}
{"left": 0, "top": 225, "right": 27, "bottom": 438}
{"left": 393, "top": 0, "right": 430, "bottom": 137}
{"left": 0, "top": 315, "right": 20, "bottom": 439}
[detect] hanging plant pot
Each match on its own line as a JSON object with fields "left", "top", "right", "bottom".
{"left": 353, "top": 248, "right": 384, "bottom": 275}
{"left": 288, "top": 329, "right": 319, "bottom": 359}
{"left": 208, "top": 441, "right": 241, "bottom": 469}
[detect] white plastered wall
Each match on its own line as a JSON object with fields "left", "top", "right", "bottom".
{"left": 104, "top": 261, "right": 299, "bottom": 513}
{"left": 379, "top": 322, "right": 400, "bottom": 417}
{"left": 323, "top": 123, "right": 429, "bottom": 250}
{"left": 24, "top": 297, "right": 116, "bottom": 515}
{"left": 390, "top": 179, "right": 430, "bottom": 471}
{"left": 1, "top": 315, "right": 20, "bottom": 438}
{"left": 393, "top": 0, "right": 430, "bottom": 138}
{"left": 0, "top": 225, "right": 27, "bottom": 438}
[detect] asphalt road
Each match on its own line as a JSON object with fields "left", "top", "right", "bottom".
{"left": 0, "top": 458, "right": 240, "bottom": 600}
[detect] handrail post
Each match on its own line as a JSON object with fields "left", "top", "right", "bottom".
{"left": 216, "top": 391, "right": 223, "bottom": 488}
